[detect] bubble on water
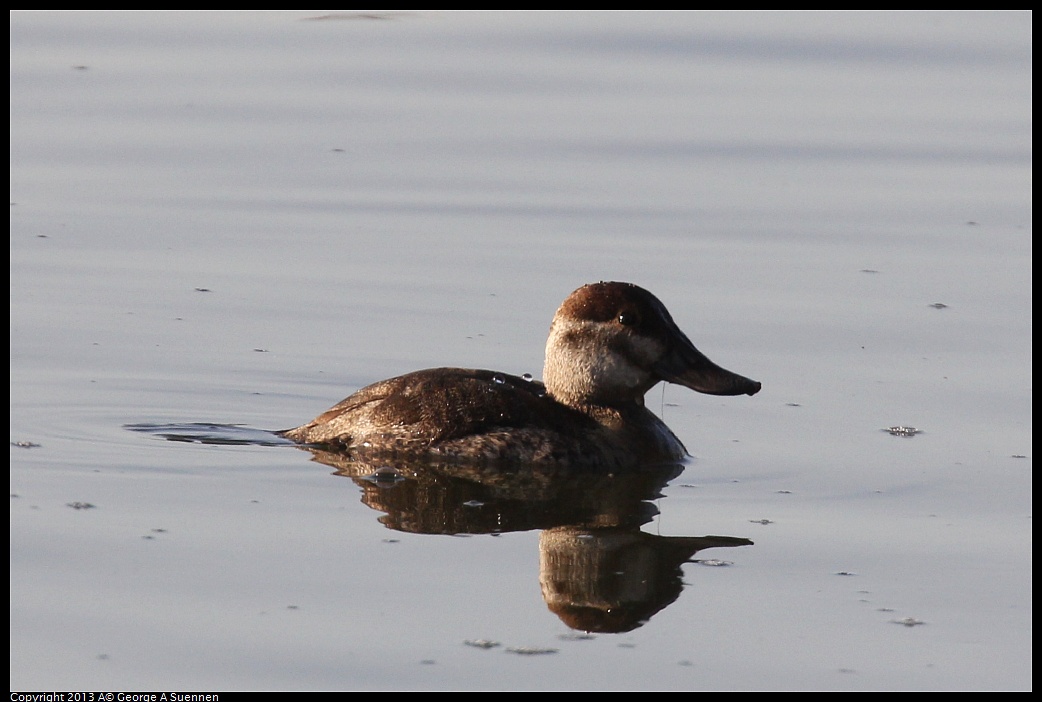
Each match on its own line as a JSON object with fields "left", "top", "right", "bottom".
{"left": 884, "top": 426, "right": 921, "bottom": 437}
{"left": 464, "top": 639, "right": 500, "bottom": 649}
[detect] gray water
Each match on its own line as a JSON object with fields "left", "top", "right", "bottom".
{"left": 9, "top": 10, "right": 1032, "bottom": 691}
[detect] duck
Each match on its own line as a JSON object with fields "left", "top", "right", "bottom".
{"left": 281, "top": 282, "right": 760, "bottom": 469}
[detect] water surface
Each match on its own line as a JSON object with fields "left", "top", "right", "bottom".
{"left": 10, "top": 10, "right": 1032, "bottom": 691}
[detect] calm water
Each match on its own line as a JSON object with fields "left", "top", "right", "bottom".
{"left": 10, "top": 10, "right": 1031, "bottom": 691}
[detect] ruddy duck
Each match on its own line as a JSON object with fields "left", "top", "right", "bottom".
{"left": 282, "top": 282, "right": 760, "bottom": 469}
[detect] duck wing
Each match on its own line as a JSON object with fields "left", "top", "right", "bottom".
{"left": 283, "top": 367, "right": 592, "bottom": 447}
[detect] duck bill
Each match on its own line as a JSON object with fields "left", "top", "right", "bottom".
{"left": 655, "top": 338, "right": 761, "bottom": 397}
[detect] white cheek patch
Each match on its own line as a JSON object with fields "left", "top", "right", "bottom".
{"left": 546, "top": 319, "right": 663, "bottom": 392}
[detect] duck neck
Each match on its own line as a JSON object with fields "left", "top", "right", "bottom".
{"left": 543, "top": 339, "right": 652, "bottom": 410}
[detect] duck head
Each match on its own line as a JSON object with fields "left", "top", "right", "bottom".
{"left": 543, "top": 282, "right": 761, "bottom": 408}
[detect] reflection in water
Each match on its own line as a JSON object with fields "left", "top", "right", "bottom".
{"left": 540, "top": 528, "right": 751, "bottom": 634}
{"left": 309, "top": 446, "right": 684, "bottom": 534}
{"left": 124, "top": 422, "right": 294, "bottom": 447}
{"left": 125, "top": 424, "right": 754, "bottom": 633}
{"left": 307, "top": 446, "right": 754, "bottom": 634}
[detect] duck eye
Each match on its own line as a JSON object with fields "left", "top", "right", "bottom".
{"left": 617, "top": 311, "right": 637, "bottom": 326}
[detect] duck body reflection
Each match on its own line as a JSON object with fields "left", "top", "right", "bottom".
{"left": 282, "top": 282, "right": 760, "bottom": 470}
{"left": 313, "top": 448, "right": 754, "bottom": 633}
